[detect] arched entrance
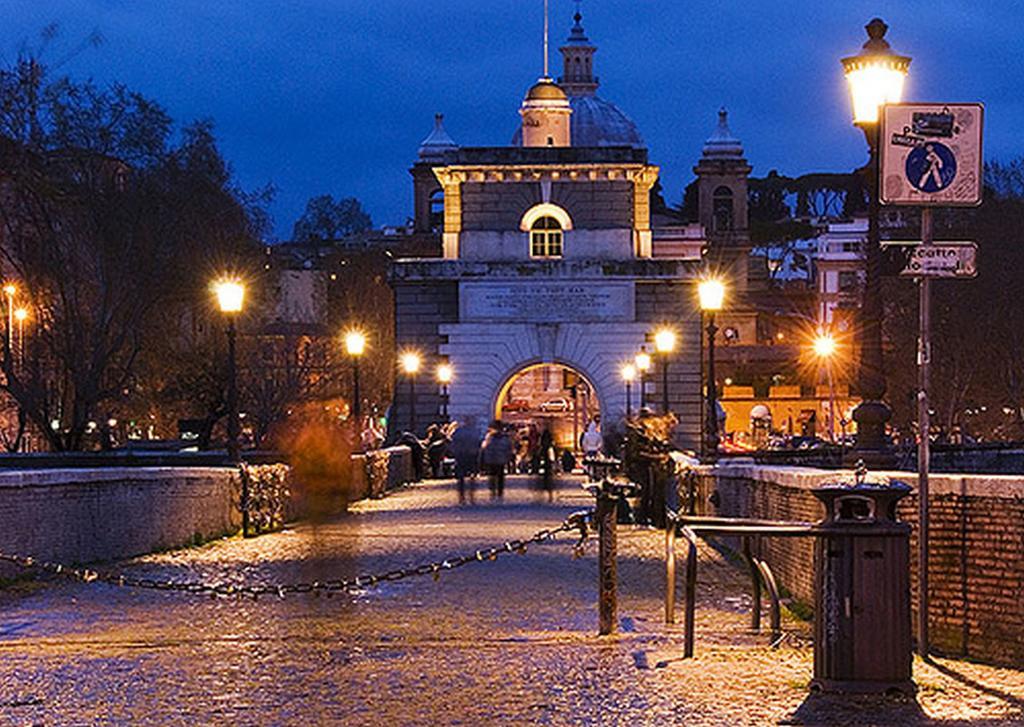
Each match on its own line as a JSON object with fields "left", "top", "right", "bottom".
{"left": 495, "top": 363, "right": 601, "bottom": 452}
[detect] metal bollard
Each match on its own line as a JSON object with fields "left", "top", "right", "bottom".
{"left": 596, "top": 489, "right": 617, "bottom": 635}
{"left": 665, "top": 512, "right": 677, "bottom": 624}
{"left": 585, "top": 478, "right": 639, "bottom": 636}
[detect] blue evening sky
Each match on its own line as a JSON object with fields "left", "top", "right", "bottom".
{"left": 5, "top": 1, "right": 1022, "bottom": 239}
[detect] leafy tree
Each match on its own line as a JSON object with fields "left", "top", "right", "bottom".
{"left": 291, "top": 195, "right": 372, "bottom": 242}
{"left": 0, "top": 55, "right": 262, "bottom": 450}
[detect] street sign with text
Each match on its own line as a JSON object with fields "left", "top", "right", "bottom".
{"left": 898, "top": 242, "right": 978, "bottom": 278}
{"left": 880, "top": 103, "right": 984, "bottom": 207}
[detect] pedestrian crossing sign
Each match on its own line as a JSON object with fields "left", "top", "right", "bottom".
{"left": 880, "top": 103, "right": 984, "bottom": 207}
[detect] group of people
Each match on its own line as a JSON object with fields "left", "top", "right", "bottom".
{"left": 408, "top": 416, "right": 609, "bottom": 504}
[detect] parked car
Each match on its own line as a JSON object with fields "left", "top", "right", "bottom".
{"left": 503, "top": 398, "right": 531, "bottom": 413}
{"left": 539, "top": 397, "right": 572, "bottom": 413}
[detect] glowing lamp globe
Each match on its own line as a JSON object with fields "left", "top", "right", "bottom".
{"left": 213, "top": 279, "right": 245, "bottom": 313}
{"left": 841, "top": 18, "right": 911, "bottom": 126}
{"left": 621, "top": 363, "right": 637, "bottom": 383}
{"left": 813, "top": 333, "right": 837, "bottom": 358}
{"left": 698, "top": 279, "right": 726, "bottom": 312}
{"left": 400, "top": 351, "right": 421, "bottom": 375}
{"left": 345, "top": 330, "right": 366, "bottom": 357}
{"left": 437, "top": 363, "right": 453, "bottom": 384}
{"left": 654, "top": 329, "right": 676, "bottom": 354}
{"left": 635, "top": 352, "right": 652, "bottom": 372}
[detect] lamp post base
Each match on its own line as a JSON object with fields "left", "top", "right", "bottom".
{"left": 846, "top": 399, "right": 895, "bottom": 468}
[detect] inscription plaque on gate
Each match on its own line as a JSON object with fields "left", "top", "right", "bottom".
{"left": 460, "top": 281, "right": 634, "bottom": 322}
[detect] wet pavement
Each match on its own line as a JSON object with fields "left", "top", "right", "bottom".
{"left": 1, "top": 475, "right": 1022, "bottom": 725}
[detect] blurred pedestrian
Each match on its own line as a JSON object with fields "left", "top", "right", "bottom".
{"left": 425, "top": 423, "right": 450, "bottom": 479}
{"left": 481, "top": 420, "right": 513, "bottom": 498}
{"left": 538, "top": 428, "right": 556, "bottom": 501}
{"left": 449, "top": 417, "right": 481, "bottom": 504}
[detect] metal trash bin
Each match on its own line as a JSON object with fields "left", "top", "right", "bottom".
{"left": 810, "top": 474, "right": 914, "bottom": 695}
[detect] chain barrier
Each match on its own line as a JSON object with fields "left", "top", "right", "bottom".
{"left": 0, "top": 509, "right": 593, "bottom": 601}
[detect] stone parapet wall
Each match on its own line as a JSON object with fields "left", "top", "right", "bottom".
{"left": 0, "top": 467, "right": 241, "bottom": 570}
{"left": 688, "top": 463, "right": 1024, "bottom": 668}
{"left": 0, "top": 449, "right": 416, "bottom": 575}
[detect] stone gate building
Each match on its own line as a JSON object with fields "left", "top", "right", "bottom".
{"left": 390, "top": 10, "right": 728, "bottom": 449}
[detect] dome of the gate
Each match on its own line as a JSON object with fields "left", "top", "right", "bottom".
{"left": 512, "top": 8, "right": 644, "bottom": 148}
{"left": 568, "top": 95, "right": 643, "bottom": 147}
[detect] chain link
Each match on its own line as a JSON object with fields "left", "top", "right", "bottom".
{"left": 0, "top": 509, "right": 593, "bottom": 601}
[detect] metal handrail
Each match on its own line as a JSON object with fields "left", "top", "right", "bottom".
{"left": 665, "top": 511, "right": 818, "bottom": 657}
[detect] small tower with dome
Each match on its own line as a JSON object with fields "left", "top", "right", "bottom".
{"left": 520, "top": 78, "right": 573, "bottom": 147}
{"left": 694, "top": 108, "right": 752, "bottom": 247}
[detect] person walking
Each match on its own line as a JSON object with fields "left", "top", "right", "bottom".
{"left": 538, "top": 427, "right": 556, "bottom": 501}
{"left": 481, "top": 420, "right": 513, "bottom": 498}
{"left": 449, "top": 417, "right": 481, "bottom": 504}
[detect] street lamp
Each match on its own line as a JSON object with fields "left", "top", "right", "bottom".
{"left": 654, "top": 328, "right": 676, "bottom": 415}
{"left": 621, "top": 363, "right": 637, "bottom": 418}
{"left": 841, "top": 18, "right": 910, "bottom": 461}
{"left": 13, "top": 307, "right": 27, "bottom": 365}
{"left": 635, "top": 352, "right": 651, "bottom": 410}
{"left": 344, "top": 329, "right": 366, "bottom": 430}
{"left": 213, "top": 277, "right": 247, "bottom": 535}
{"left": 437, "top": 363, "right": 453, "bottom": 422}
{"left": 698, "top": 279, "right": 725, "bottom": 459}
{"left": 400, "top": 350, "right": 421, "bottom": 434}
{"left": 813, "top": 332, "right": 838, "bottom": 443}
{"left": 3, "top": 283, "right": 16, "bottom": 352}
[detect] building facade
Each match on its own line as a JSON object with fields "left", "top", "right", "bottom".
{"left": 391, "top": 11, "right": 704, "bottom": 448}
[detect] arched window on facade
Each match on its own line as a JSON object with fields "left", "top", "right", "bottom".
{"left": 713, "top": 185, "right": 734, "bottom": 232}
{"left": 530, "top": 216, "right": 563, "bottom": 258}
{"left": 429, "top": 188, "right": 444, "bottom": 232}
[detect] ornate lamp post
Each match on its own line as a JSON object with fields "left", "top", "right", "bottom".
{"left": 437, "top": 363, "right": 453, "bottom": 422}
{"left": 841, "top": 18, "right": 910, "bottom": 461}
{"left": 635, "top": 352, "right": 651, "bottom": 410}
{"left": 344, "top": 330, "right": 366, "bottom": 428}
{"left": 698, "top": 279, "right": 725, "bottom": 460}
{"left": 621, "top": 363, "right": 636, "bottom": 418}
{"left": 3, "top": 283, "right": 16, "bottom": 352}
{"left": 400, "top": 351, "right": 422, "bottom": 434}
{"left": 654, "top": 328, "right": 676, "bottom": 415}
{"left": 813, "top": 331, "right": 838, "bottom": 443}
{"left": 213, "top": 277, "right": 247, "bottom": 535}
{"left": 13, "top": 307, "right": 27, "bottom": 366}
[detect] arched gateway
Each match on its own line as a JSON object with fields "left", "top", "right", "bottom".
{"left": 390, "top": 10, "right": 706, "bottom": 450}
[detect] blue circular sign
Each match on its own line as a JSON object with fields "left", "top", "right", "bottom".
{"left": 906, "top": 142, "right": 957, "bottom": 193}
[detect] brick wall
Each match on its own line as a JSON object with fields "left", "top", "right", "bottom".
{"left": 636, "top": 281, "right": 702, "bottom": 450}
{"left": 392, "top": 281, "right": 460, "bottom": 436}
{"left": 460, "top": 181, "right": 634, "bottom": 231}
{"left": 689, "top": 463, "right": 1024, "bottom": 667}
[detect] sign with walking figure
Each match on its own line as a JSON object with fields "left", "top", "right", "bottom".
{"left": 880, "top": 103, "right": 984, "bottom": 206}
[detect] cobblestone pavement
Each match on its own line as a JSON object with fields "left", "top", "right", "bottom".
{"left": 1, "top": 475, "right": 1022, "bottom": 725}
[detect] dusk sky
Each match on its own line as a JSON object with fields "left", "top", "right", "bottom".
{"left": 6, "top": 1, "right": 1023, "bottom": 240}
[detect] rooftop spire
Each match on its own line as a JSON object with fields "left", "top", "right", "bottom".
{"left": 543, "top": 0, "right": 550, "bottom": 77}
{"left": 702, "top": 107, "right": 744, "bottom": 158}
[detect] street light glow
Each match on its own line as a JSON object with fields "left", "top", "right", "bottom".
{"left": 212, "top": 278, "right": 245, "bottom": 313}
{"left": 437, "top": 363, "right": 453, "bottom": 384}
{"left": 400, "top": 351, "right": 421, "bottom": 375}
{"left": 698, "top": 279, "right": 726, "bottom": 311}
{"left": 344, "top": 329, "right": 366, "bottom": 356}
{"left": 3, "top": 283, "right": 16, "bottom": 297}
{"left": 654, "top": 328, "right": 676, "bottom": 354}
{"left": 13, "top": 308, "right": 28, "bottom": 323}
{"left": 621, "top": 363, "right": 637, "bottom": 382}
{"left": 842, "top": 18, "right": 910, "bottom": 125}
{"left": 635, "top": 352, "right": 651, "bottom": 372}
{"left": 813, "top": 332, "right": 837, "bottom": 358}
